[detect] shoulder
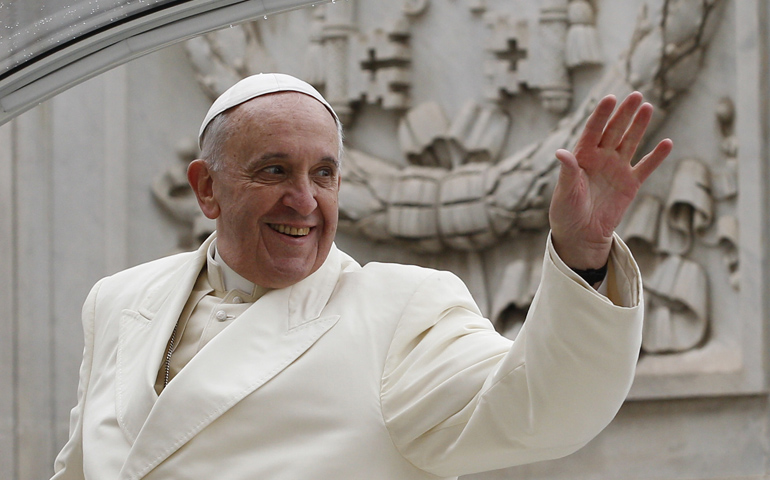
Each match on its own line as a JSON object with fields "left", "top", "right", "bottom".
{"left": 90, "top": 249, "right": 200, "bottom": 305}
{"left": 105, "top": 249, "right": 196, "bottom": 284}
{"left": 335, "top": 254, "right": 479, "bottom": 313}
{"left": 341, "top": 257, "right": 440, "bottom": 291}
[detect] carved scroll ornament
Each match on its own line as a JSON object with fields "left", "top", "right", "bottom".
{"left": 658, "top": 158, "right": 714, "bottom": 256}
{"left": 643, "top": 255, "right": 709, "bottom": 354}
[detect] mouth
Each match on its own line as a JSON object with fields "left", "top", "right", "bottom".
{"left": 269, "top": 224, "right": 311, "bottom": 237}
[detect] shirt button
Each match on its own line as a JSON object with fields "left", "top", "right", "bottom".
{"left": 233, "top": 296, "right": 243, "bottom": 304}
{"left": 215, "top": 310, "right": 228, "bottom": 321}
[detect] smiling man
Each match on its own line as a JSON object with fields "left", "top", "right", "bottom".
{"left": 51, "top": 73, "right": 671, "bottom": 480}
{"left": 189, "top": 89, "right": 342, "bottom": 289}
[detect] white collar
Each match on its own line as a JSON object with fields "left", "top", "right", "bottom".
{"left": 206, "top": 240, "right": 267, "bottom": 300}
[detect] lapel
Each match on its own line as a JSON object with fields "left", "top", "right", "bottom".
{"left": 118, "top": 244, "right": 345, "bottom": 480}
{"left": 116, "top": 236, "right": 213, "bottom": 445}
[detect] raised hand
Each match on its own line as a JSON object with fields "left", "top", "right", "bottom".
{"left": 549, "top": 92, "right": 673, "bottom": 271}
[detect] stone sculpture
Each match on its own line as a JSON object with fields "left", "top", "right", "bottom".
{"left": 168, "top": 0, "right": 732, "bottom": 355}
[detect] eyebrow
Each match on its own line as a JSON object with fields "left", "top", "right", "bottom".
{"left": 320, "top": 156, "right": 341, "bottom": 168}
{"left": 245, "top": 153, "right": 340, "bottom": 171}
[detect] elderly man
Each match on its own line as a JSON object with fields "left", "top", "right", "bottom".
{"left": 52, "top": 73, "right": 671, "bottom": 480}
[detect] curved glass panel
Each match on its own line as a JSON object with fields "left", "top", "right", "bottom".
{"left": 0, "top": 0, "right": 325, "bottom": 125}
{"left": 0, "top": 0, "right": 187, "bottom": 75}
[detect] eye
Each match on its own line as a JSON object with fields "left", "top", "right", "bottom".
{"left": 252, "top": 164, "right": 288, "bottom": 184}
{"left": 262, "top": 165, "right": 285, "bottom": 175}
{"left": 313, "top": 165, "right": 339, "bottom": 186}
{"left": 313, "top": 160, "right": 339, "bottom": 179}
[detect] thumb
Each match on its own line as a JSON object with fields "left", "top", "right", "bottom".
{"left": 554, "top": 148, "right": 582, "bottom": 188}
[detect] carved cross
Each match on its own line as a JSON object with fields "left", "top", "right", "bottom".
{"left": 483, "top": 15, "right": 530, "bottom": 100}
{"left": 361, "top": 46, "right": 409, "bottom": 81}
{"left": 355, "top": 24, "right": 411, "bottom": 110}
{"left": 496, "top": 38, "right": 527, "bottom": 72}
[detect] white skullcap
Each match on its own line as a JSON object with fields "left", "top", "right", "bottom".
{"left": 198, "top": 73, "right": 340, "bottom": 148}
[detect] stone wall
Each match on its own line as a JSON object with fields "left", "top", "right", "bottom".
{"left": 1, "top": 0, "right": 768, "bottom": 478}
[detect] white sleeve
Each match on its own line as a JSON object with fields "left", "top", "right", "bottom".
{"left": 381, "top": 235, "right": 643, "bottom": 478}
{"left": 547, "top": 231, "right": 641, "bottom": 308}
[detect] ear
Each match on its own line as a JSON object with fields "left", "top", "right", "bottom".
{"left": 188, "top": 159, "right": 221, "bottom": 219}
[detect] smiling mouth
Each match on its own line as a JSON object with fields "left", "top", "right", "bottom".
{"left": 269, "top": 224, "right": 311, "bottom": 237}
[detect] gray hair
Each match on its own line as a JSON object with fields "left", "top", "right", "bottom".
{"left": 199, "top": 103, "right": 345, "bottom": 172}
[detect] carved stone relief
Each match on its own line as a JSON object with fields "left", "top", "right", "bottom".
{"left": 154, "top": 0, "right": 735, "bottom": 386}
{"left": 151, "top": 137, "right": 216, "bottom": 251}
{"left": 620, "top": 94, "right": 739, "bottom": 354}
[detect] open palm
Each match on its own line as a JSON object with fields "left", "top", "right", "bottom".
{"left": 549, "top": 92, "right": 673, "bottom": 270}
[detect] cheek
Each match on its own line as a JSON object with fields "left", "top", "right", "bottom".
{"left": 320, "top": 192, "right": 339, "bottom": 223}
{"left": 228, "top": 188, "right": 272, "bottom": 218}
{"left": 220, "top": 199, "right": 263, "bottom": 237}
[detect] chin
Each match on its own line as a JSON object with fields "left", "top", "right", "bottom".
{"left": 263, "top": 265, "right": 316, "bottom": 289}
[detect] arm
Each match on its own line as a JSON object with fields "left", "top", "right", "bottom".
{"left": 381, "top": 238, "right": 642, "bottom": 477}
{"left": 381, "top": 94, "right": 663, "bottom": 476}
{"left": 50, "top": 280, "right": 101, "bottom": 480}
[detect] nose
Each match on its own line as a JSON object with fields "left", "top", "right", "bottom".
{"left": 282, "top": 176, "right": 318, "bottom": 216}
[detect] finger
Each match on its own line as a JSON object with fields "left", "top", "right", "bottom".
{"left": 617, "top": 102, "right": 654, "bottom": 160}
{"left": 555, "top": 148, "right": 580, "bottom": 173}
{"left": 598, "top": 92, "right": 644, "bottom": 150}
{"left": 554, "top": 148, "right": 583, "bottom": 190}
{"left": 633, "top": 138, "right": 673, "bottom": 184}
{"left": 575, "top": 95, "right": 618, "bottom": 149}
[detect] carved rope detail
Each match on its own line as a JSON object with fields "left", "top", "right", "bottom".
{"left": 339, "top": 0, "right": 727, "bottom": 254}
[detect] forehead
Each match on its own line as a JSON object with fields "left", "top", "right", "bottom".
{"left": 232, "top": 91, "right": 337, "bottom": 132}
{"left": 222, "top": 92, "right": 340, "bottom": 159}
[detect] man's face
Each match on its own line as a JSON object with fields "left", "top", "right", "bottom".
{"left": 201, "top": 92, "right": 341, "bottom": 289}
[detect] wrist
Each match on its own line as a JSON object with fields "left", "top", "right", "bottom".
{"left": 570, "top": 263, "right": 608, "bottom": 286}
{"left": 551, "top": 235, "right": 612, "bottom": 271}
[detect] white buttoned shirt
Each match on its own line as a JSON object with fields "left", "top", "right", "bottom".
{"left": 154, "top": 242, "right": 268, "bottom": 393}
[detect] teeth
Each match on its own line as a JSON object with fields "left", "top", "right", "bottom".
{"left": 271, "top": 224, "right": 310, "bottom": 236}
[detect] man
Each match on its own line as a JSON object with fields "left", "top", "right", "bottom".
{"left": 51, "top": 73, "right": 672, "bottom": 480}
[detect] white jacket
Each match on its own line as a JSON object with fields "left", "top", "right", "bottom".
{"left": 52, "top": 233, "right": 643, "bottom": 480}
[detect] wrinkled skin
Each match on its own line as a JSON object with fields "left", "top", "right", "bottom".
{"left": 188, "top": 92, "right": 341, "bottom": 289}
{"left": 549, "top": 92, "right": 673, "bottom": 272}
